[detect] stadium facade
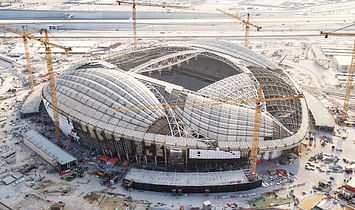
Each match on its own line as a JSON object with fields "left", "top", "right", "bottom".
{"left": 41, "top": 40, "right": 308, "bottom": 172}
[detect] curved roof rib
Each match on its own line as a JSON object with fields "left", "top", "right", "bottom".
{"left": 41, "top": 40, "right": 307, "bottom": 152}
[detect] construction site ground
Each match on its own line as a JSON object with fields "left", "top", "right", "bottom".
{"left": 1, "top": 96, "right": 354, "bottom": 209}
{"left": 298, "top": 194, "right": 325, "bottom": 210}
{"left": 1, "top": 0, "right": 355, "bottom": 209}
{"left": 247, "top": 193, "right": 293, "bottom": 208}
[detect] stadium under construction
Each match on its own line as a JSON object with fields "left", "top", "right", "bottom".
{"left": 40, "top": 40, "right": 309, "bottom": 192}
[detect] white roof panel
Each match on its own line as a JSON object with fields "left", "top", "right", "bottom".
{"left": 23, "top": 130, "right": 76, "bottom": 165}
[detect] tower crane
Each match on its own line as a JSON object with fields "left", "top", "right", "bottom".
{"left": 110, "top": 85, "right": 303, "bottom": 181}
{"left": 116, "top": 0, "right": 192, "bottom": 50}
{"left": 0, "top": 26, "right": 47, "bottom": 92}
{"left": 0, "top": 24, "right": 72, "bottom": 147}
{"left": 320, "top": 31, "right": 355, "bottom": 124}
{"left": 216, "top": 9, "right": 261, "bottom": 48}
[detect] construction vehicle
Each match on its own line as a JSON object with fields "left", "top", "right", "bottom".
{"left": 116, "top": 0, "right": 192, "bottom": 50}
{"left": 0, "top": 25, "right": 72, "bottom": 147}
{"left": 320, "top": 29, "right": 355, "bottom": 125}
{"left": 216, "top": 9, "right": 261, "bottom": 48}
{"left": 110, "top": 85, "right": 303, "bottom": 181}
{"left": 95, "top": 171, "right": 106, "bottom": 177}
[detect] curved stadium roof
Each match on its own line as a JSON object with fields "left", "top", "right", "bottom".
{"left": 42, "top": 40, "right": 308, "bottom": 151}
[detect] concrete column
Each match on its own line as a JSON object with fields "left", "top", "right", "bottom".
{"left": 117, "top": 150, "right": 121, "bottom": 160}
{"left": 164, "top": 147, "right": 167, "bottom": 168}
{"left": 185, "top": 149, "right": 188, "bottom": 169}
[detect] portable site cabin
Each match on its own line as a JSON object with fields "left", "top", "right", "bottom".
{"left": 334, "top": 56, "right": 351, "bottom": 72}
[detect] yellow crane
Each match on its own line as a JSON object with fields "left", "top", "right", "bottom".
{"left": 22, "top": 26, "right": 35, "bottom": 93}
{"left": 0, "top": 26, "right": 46, "bottom": 92}
{"left": 110, "top": 85, "right": 303, "bottom": 181}
{"left": 216, "top": 8, "right": 261, "bottom": 48}
{"left": 321, "top": 31, "right": 355, "bottom": 124}
{"left": 0, "top": 24, "right": 72, "bottom": 147}
{"left": 117, "top": 0, "right": 192, "bottom": 50}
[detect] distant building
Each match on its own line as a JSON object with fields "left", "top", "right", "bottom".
{"left": 334, "top": 56, "right": 352, "bottom": 72}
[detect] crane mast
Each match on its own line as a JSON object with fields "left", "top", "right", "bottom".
{"left": 22, "top": 26, "right": 35, "bottom": 92}
{"left": 321, "top": 31, "right": 355, "bottom": 124}
{"left": 117, "top": 0, "right": 191, "bottom": 50}
{"left": 44, "top": 30, "right": 63, "bottom": 147}
{"left": 216, "top": 9, "right": 261, "bottom": 48}
{"left": 1, "top": 26, "right": 45, "bottom": 92}
{"left": 244, "top": 13, "right": 250, "bottom": 47}
{"left": 342, "top": 41, "right": 355, "bottom": 122}
{"left": 0, "top": 24, "right": 71, "bottom": 147}
{"left": 249, "top": 86, "right": 263, "bottom": 181}
{"left": 132, "top": 0, "right": 137, "bottom": 51}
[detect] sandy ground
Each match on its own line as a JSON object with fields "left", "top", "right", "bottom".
{"left": 1, "top": 55, "right": 354, "bottom": 209}
{"left": 1, "top": 0, "right": 355, "bottom": 209}
{"left": 298, "top": 194, "right": 325, "bottom": 210}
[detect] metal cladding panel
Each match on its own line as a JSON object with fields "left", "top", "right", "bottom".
{"left": 132, "top": 131, "right": 145, "bottom": 140}
{"left": 185, "top": 138, "right": 197, "bottom": 147}
{"left": 165, "top": 136, "right": 176, "bottom": 146}
{"left": 191, "top": 40, "right": 278, "bottom": 70}
{"left": 176, "top": 93, "right": 277, "bottom": 142}
{"left": 105, "top": 124, "right": 115, "bottom": 133}
{"left": 174, "top": 138, "right": 187, "bottom": 147}
{"left": 109, "top": 117, "right": 119, "bottom": 126}
{"left": 227, "top": 135, "right": 236, "bottom": 141}
{"left": 136, "top": 127, "right": 146, "bottom": 132}
{"left": 189, "top": 149, "right": 240, "bottom": 159}
{"left": 125, "top": 129, "right": 135, "bottom": 138}
{"left": 143, "top": 133, "right": 156, "bottom": 143}
{"left": 259, "top": 141, "right": 267, "bottom": 150}
{"left": 96, "top": 121, "right": 107, "bottom": 131}
{"left": 44, "top": 68, "right": 165, "bottom": 135}
{"left": 195, "top": 141, "right": 207, "bottom": 148}
{"left": 154, "top": 134, "right": 165, "bottom": 144}
{"left": 264, "top": 141, "right": 276, "bottom": 148}
{"left": 81, "top": 115, "right": 90, "bottom": 125}
{"left": 114, "top": 127, "right": 126, "bottom": 135}
{"left": 217, "top": 141, "right": 230, "bottom": 150}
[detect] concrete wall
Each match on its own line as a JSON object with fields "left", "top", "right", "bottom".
{"left": 126, "top": 178, "right": 262, "bottom": 193}
{"left": 0, "top": 9, "right": 131, "bottom": 20}
{"left": 0, "top": 9, "right": 219, "bottom": 20}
